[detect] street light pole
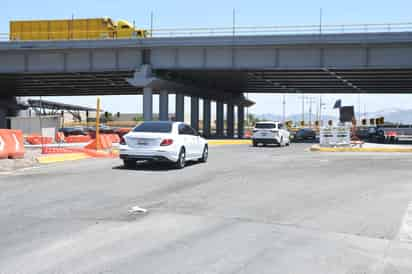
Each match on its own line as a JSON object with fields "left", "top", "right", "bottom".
{"left": 301, "top": 95, "right": 305, "bottom": 124}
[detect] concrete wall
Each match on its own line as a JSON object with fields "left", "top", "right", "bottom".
{"left": 0, "top": 48, "right": 143, "bottom": 73}
{"left": 0, "top": 32, "right": 411, "bottom": 73}
{"left": 9, "top": 116, "right": 61, "bottom": 135}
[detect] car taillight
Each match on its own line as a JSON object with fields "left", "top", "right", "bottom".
{"left": 160, "top": 139, "right": 173, "bottom": 146}
{"left": 120, "top": 136, "right": 126, "bottom": 145}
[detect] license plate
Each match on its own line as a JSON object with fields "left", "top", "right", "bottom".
{"left": 137, "top": 140, "right": 148, "bottom": 145}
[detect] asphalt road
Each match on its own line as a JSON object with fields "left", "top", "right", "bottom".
{"left": 1, "top": 143, "right": 412, "bottom": 274}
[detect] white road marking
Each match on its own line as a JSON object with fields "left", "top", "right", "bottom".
{"left": 398, "top": 201, "right": 412, "bottom": 243}
{"left": 128, "top": 206, "right": 148, "bottom": 214}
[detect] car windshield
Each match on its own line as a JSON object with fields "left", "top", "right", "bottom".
{"left": 255, "top": 123, "right": 277, "bottom": 129}
{"left": 133, "top": 122, "right": 172, "bottom": 133}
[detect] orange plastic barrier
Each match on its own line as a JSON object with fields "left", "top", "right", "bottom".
{"left": 108, "top": 134, "right": 120, "bottom": 143}
{"left": 56, "top": 132, "right": 65, "bottom": 143}
{"left": 2, "top": 130, "right": 25, "bottom": 159}
{"left": 26, "top": 135, "right": 53, "bottom": 145}
{"left": 117, "top": 128, "right": 131, "bottom": 136}
{"left": 85, "top": 134, "right": 113, "bottom": 150}
{"left": 42, "top": 147, "right": 75, "bottom": 154}
{"left": 41, "top": 147, "right": 117, "bottom": 158}
{"left": 0, "top": 133, "right": 8, "bottom": 159}
{"left": 65, "top": 135, "right": 91, "bottom": 143}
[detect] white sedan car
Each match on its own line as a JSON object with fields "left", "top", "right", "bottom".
{"left": 252, "top": 121, "right": 291, "bottom": 147}
{"left": 119, "top": 121, "right": 208, "bottom": 169}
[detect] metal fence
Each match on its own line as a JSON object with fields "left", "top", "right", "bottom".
{"left": 1, "top": 22, "right": 412, "bottom": 41}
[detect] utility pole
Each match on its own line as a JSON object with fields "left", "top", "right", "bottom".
{"left": 232, "top": 8, "right": 236, "bottom": 37}
{"left": 282, "top": 94, "right": 286, "bottom": 122}
{"left": 319, "top": 8, "right": 323, "bottom": 34}
{"left": 301, "top": 95, "right": 306, "bottom": 123}
{"left": 307, "top": 97, "right": 316, "bottom": 127}
{"left": 150, "top": 11, "right": 154, "bottom": 37}
{"left": 357, "top": 93, "right": 361, "bottom": 123}
{"left": 319, "top": 95, "right": 323, "bottom": 126}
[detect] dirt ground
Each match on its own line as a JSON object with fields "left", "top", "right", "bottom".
{"left": 0, "top": 148, "right": 41, "bottom": 172}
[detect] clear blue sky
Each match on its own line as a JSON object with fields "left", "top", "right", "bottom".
{"left": 2, "top": 0, "right": 412, "bottom": 117}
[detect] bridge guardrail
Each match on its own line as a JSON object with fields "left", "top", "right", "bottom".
{"left": 1, "top": 22, "right": 412, "bottom": 41}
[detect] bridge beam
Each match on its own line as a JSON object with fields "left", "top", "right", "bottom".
{"left": 175, "top": 93, "right": 185, "bottom": 122}
{"left": 159, "top": 90, "right": 169, "bottom": 121}
{"left": 216, "top": 101, "right": 224, "bottom": 137}
{"left": 190, "top": 96, "right": 199, "bottom": 132}
{"left": 143, "top": 87, "right": 153, "bottom": 121}
{"left": 237, "top": 106, "right": 245, "bottom": 139}
{"left": 227, "top": 104, "right": 235, "bottom": 138}
{"left": 0, "top": 106, "right": 6, "bottom": 129}
{"left": 203, "top": 99, "right": 211, "bottom": 138}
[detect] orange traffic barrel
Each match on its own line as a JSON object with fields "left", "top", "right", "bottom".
{"left": 0, "top": 133, "right": 8, "bottom": 159}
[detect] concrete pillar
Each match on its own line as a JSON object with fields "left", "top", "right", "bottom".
{"left": 143, "top": 87, "right": 153, "bottom": 121}
{"left": 203, "top": 99, "right": 211, "bottom": 137}
{"left": 175, "top": 93, "right": 185, "bottom": 122}
{"left": 190, "top": 96, "right": 199, "bottom": 131}
{"left": 159, "top": 90, "right": 169, "bottom": 121}
{"left": 227, "top": 104, "right": 235, "bottom": 138}
{"left": 216, "top": 101, "right": 224, "bottom": 137}
{"left": 0, "top": 106, "right": 7, "bottom": 129}
{"left": 237, "top": 106, "right": 245, "bottom": 138}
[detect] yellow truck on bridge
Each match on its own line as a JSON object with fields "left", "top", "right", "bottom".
{"left": 9, "top": 18, "right": 147, "bottom": 41}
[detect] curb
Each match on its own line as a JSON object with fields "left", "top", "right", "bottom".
{"left": 37, "top": 153, "right": 91, "bottom": 164}
{"left": 310, "top": 145, "right": 412, "bottom": 153}
{"left": 208, "top": 140, "right": 251, "bottom": 146}
{"left": 36, "top": 140, "right": 251, "bottom": 164}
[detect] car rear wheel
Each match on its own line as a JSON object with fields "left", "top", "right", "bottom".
{"left": 199, "top": 145, "right": 208, "bottom": 163}
{"left": 174, "top": 148, "right": 186, "bottom": 169}
{"left": 123, "top": 159, "right": 136, "bottom": 169}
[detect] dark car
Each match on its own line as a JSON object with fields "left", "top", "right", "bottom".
{"left": 293, "top": 128, "right": 317, "bottom": 142}
{"left": 60, "top": 127, "right": 87, "bottom": 137}
{"left": 354, "top": 126, "right": 380, "bottom": 142}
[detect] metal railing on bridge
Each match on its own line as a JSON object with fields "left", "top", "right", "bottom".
{"left": 1, "top": 22, "right": 412, "bottom": 41}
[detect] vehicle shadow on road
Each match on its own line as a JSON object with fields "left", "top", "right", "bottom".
{"left": 250, "top": 144, "right": 283, "bottom": 148}
{"left": 112, "top": 161, "right": 198, "bottom": 172}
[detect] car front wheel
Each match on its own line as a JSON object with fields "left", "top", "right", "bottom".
{"left": 199, "top": 145, "right": 208, "bottom": 163}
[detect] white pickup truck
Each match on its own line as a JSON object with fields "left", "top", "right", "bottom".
{"left": 252, "top": 121, "right": 290, "bottom": 147}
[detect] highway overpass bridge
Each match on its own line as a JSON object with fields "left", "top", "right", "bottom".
{"left": 0, "top": 24, "right": 412, "bottom": 136}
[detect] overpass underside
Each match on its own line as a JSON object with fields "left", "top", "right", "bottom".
{"left": 158, "top": 68, "right": 412, "bottom": 94}
{"left": 1, "top": 68, "right": 412, "bottom": 97}
{"left": 1, "top": 31, "right": 412, "bottom": 133}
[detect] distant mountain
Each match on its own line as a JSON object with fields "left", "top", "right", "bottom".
{"left": 255, "top": 113, "right": 336, "bottom": 122}
{"left": 255, "top": 109, "right": 412, "bottom": 124}
{"left": 364, "top": 109, "right": 412, "bottom": 124}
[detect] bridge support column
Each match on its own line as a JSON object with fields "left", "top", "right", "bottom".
{"left": 237, "top": 106, "right": 245, "bottom": 139}
{"left": 143, "top": 87, "right": 153, "bottom": 121}
{"left": 175, "top": 93, "right": 185, "bottom": 122}
{"left": 203, "top": 99, "right": 211, "bottom": 137}
{"left": 216, "top": 101, "right": 224, "bottom": 137}
{"left": 0, "top": 106, "right": 7, "bottom": 129}
{"left": 227, "top": 104, "right": 234, "bottom": 138}
{"left": 190, "top": 96, "right": 199, "bottom": 132}
{"left": 159, "top": 90, "right": 169, "bottom": 121}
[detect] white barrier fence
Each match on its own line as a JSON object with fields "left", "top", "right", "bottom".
{"left": 320, "top": 126, "right": 351, "bottom": 147}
